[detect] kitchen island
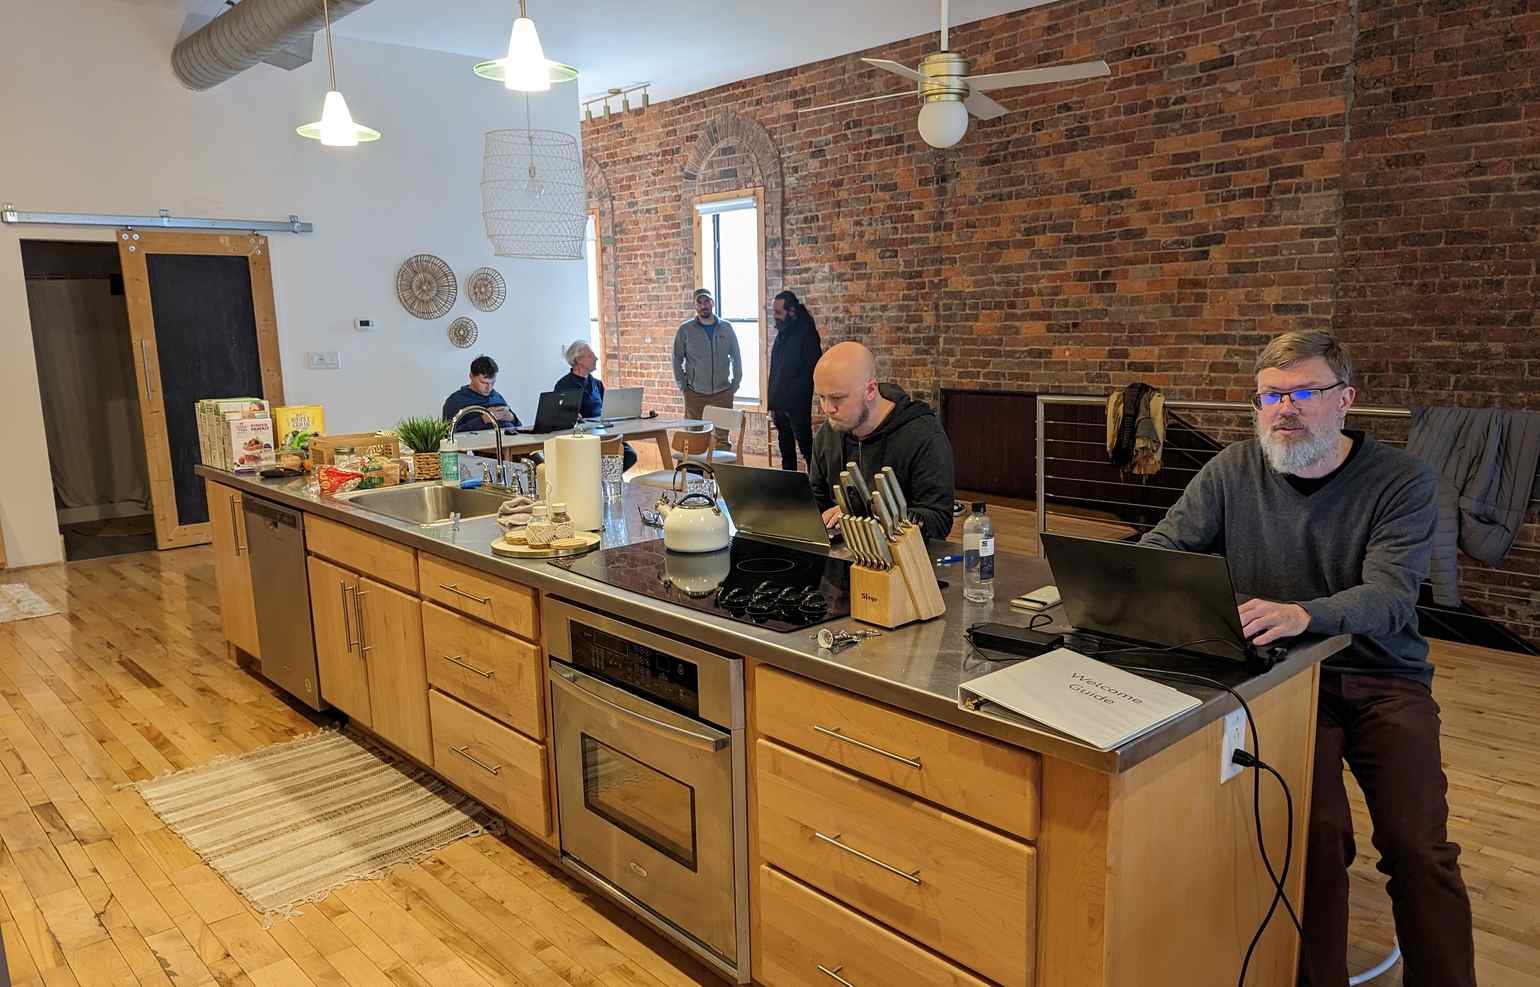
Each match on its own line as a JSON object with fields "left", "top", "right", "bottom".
{"left": 199, "top": 465, "right": 1339, "bottom": 987}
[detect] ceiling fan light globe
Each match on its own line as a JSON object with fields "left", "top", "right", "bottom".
{"left": 918, "top": 100, "right": 968, "bottom": 148}
{"left": 504, "top": 16, "right": 551, "bottom": 91}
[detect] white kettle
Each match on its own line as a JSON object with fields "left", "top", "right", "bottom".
{"left": 656, "top": 464, "right": 730, "bottom": 554}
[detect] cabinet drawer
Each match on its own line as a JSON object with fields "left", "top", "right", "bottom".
{"left": 422, "top": 602, "right": 544, "bottom": 740}
{"left": 305, "top": 515, "right": 418, "bottom": 592}
{"left": 755, "top": 740, "right": 1035, "bottom": 987}
{"left": 755, "top": 666, "right": 1040, "bottom": 839}
{"left": 757, "top": 865, "right": 988, "bottom": 987}
{"left": 429, "top": 690, "right": 549, "bottom": 839}
{"left": 420, "top": 554, "right": 538, "bottom": 641}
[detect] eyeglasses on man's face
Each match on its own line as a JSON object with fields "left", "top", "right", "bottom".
{"left": 1251, "top": 381, "right": 1347, "bottom": 410}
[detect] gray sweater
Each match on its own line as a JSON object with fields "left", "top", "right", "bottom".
{"left": 672, "top": 318, "right": 743, "bottom": 395}
{"left": 1141, "top": 433, "right": 1438, "bottom": 683}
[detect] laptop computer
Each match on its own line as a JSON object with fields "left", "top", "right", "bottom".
{"left": 513, "top": 389, "right": 582, "bottom": 434}
{"left": 596, "top": 386, "right": 643, "bottom": 422}
{"left": 710, "top": 464, "right": 838, "bottom": 551}
{"left": 1039, "top": 531, "right": 1281, "bottom": 666}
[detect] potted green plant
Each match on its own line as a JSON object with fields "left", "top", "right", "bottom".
{"left": 395, "top": 416, "right": 451, "bottom": 481}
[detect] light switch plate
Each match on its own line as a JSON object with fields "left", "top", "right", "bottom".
{"left": 306, "top": 351, "right": 341, "bottom": 370}
{"left": 1219, "top": 707, "right": 1247, "bottom": 784}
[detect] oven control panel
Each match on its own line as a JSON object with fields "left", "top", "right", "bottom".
{"left": 568, "top": 622, "right": 700, "bottom": 716}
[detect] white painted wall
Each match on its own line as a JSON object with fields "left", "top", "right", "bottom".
{"left": 0, "top": 0, "right": 590, "bottom": 567}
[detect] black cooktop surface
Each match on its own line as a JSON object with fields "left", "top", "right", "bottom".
{"left": 562, "top": 537, "right": 851, "bottom": 632}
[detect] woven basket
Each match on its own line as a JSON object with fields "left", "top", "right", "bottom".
{"left": 413, "top": 452, "right": 441, "bottom": 481}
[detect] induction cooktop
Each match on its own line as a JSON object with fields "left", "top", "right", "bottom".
{"left": 561, "top": 537, "right": 851, "bottom": 632}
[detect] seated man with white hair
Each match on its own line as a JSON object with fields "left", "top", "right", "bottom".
{"left": 555, "top": 339, "right": 636, "bottom": 471}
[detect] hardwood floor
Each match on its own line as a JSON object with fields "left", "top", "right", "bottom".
{"left": 1, "top": 543, "right": 1536, "bottom": 985}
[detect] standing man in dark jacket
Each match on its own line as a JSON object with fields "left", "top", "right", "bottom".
{"left": 766, "top": 290, "right": 822, "bottom": 470}
{"left": 672, "top": 288, "right": 743, "bottom": 452}
{"left": 1141, "top": 330, "right": 1474, "bottom": 987}
{"left": 809, "top": 342, "right": 955, "bottom": 541}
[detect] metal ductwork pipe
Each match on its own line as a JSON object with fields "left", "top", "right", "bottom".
{"left": 172, "top": 0, "right": 376, "bottom": 91}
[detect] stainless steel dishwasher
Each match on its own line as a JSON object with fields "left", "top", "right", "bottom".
{"left": 242, "top": 495, "right": 324, "bottom": 711}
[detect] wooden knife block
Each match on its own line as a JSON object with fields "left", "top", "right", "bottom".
{"left": 850, "top": 525, "right": 947, "bottom": 629}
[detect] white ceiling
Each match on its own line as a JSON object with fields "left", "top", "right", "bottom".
{"left": 177, "top": 0, "right": 1054, "bottom": 105}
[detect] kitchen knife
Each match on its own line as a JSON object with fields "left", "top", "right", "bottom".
{"left": 871, "top": 521, "right": 894, "bottom": 569}
{"left": 845, "top": 461, "right": 874, "bottom": 517}
{"left": 846, "top": 514, "right": 870, "bottom": 566}
{"left": 869, "top": 482, "right": 898, "bottom": 540}
{"left": 880, "top": 466, "right": 911, "bottom": 527}
{"left": 837, "top": 470, "right": 858, "bottom": 516}
{"left": 873, "top": 473, "right": 902, "bottom": 534}
{"left": 852, "top": 518, "right": 876, "bottom": 568}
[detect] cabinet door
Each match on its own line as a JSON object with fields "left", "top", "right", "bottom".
{"left": 358, "top": 577, "right": 432, "bottom": 764}
{"left": 307, "top": 556, "right": 370, "bottom": 727}
{"left": 206, "top": 480, "right": 261, "bottom": 658}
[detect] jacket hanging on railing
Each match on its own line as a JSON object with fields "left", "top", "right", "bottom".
{"left": 1105, "top": 383, "right": 1167, "bottom": 476}
{"left": 1406, "top": 406, "right": 1540, "bottom": 606}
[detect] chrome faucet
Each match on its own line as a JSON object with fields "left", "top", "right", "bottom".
{"left": 448, "top": 407, "right": 505, "bottom": 484}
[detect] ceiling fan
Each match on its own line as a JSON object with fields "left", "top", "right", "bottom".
{"left": 803, "top": 0, "right": 1111, "bottom": 149}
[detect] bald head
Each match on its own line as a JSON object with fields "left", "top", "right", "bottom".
{"left": 815, "top": 342, "right": 884, "bottom": 436}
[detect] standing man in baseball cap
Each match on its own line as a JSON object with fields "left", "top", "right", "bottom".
{"left": 672, "top": 287, "right": 744, "bottom": 452}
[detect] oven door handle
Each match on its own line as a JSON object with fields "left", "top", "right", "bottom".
{"left": 550, "top": 670, "right": 729, "bottom": 753}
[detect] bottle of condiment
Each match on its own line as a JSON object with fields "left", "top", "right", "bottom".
{"left": 526, "top": 504, "right": 553, "bottom": 546}
{"left": 549, "top": 502, "right": 573, "bottom": 541}
{"left": 438, "top": 439, "right": 459, "bottom": 487}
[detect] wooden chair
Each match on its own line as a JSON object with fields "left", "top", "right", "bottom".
{"left": 677, "top": 405, "right": 745, "bottom": 465}
{"left": 633, "top": 423, "right": 714, "bottom": 488}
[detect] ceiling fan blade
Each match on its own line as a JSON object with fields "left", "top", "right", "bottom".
{"left": 799, "top": 90, "right": 912, "bottom": 114}
{"left": 861, "top": 57, "right": 924, "bottom": 84}
{"left": 963, "top": 90, "right": 1009, "bottom": 121}
{"left": 964, "top": 60, "right": 1111, "bottom": 92}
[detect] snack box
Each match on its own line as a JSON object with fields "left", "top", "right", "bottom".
{"left": 227, "top": 416, "right": 276, "bottom": 473}
{"left": 274, "top": 404, "right": 325, "bottom": 453}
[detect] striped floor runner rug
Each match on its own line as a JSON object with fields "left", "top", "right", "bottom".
{"left": 135, "top": 730, "right": 496, "bottom": 917}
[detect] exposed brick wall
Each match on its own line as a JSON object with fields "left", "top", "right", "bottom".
{"left": 583, "top": 0, "right": 1540, "bottom": 644}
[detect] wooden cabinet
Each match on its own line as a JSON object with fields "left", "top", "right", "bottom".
{"left": 357, "top": 578, "right": 432, "bottom": 764}
{"left": 429, "top": 690, "right": 550, "bottom": 840}
{"left": 422, "top": 602, "right": 544, "bottom": 740}
{"left": 756, "top": 665, "right": 1040, "bottom": 839}
{"left": 308, "top": 556, "right": 370, "bottom": 727}
{"left": 756, "top": 865, "right": 988, "bottom": 987}
{"left": 755, "top": 739, "right": 1035, "bottom": 986}
{"left": 206, "top": 480, "right": 260, "bottom": 658}
{"left": 305, "top": 515, "right": 418, "bottom": 592}
{"left": 419, "top": 554, "right": 539, "bottom": 641}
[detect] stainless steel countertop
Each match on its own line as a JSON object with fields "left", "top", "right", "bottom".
{"left": 199, "top": 465, "right": 1344, "bottom": 773}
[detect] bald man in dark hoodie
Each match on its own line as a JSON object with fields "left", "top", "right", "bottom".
{"left": 809, "top": 342, "right": 956, "bottom": 541}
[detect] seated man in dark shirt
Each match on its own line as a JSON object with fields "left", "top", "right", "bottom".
{"left": 554, "top": 340, "right": 636, "bottom": 471}
{"left": 442, "top": 354, "right": 520, "bottom": 433}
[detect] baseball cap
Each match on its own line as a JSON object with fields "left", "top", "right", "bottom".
{"left": 693, "top": 287, "right": 713, "bottom": 301}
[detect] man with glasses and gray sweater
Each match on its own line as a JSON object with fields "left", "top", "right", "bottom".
{"left": 672, "top": 288, "right": 743, "bottom": 452}
{"left": 1140, "top": 330, "right": 1474, "bottom": 986}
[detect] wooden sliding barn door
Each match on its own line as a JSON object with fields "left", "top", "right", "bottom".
{"left": 118, "top": 231, "right": 284, "bottom": 549}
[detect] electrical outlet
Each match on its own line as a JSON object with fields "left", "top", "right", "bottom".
{"left": 1220, "top": 707, "right": 1248, "bottom": 784}
{"left": 306, "top": 351, "right": 341, "bottom": 370}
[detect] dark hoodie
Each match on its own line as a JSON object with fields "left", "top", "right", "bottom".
{"left": 808, "top": 383, "right": 956, "bottom": 541}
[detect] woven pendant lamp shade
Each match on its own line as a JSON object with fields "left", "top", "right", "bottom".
{"left": 481, "top": 128, "right": 587, "bottom": 260}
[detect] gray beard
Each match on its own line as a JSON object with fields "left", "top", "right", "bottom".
{"left": 1256, "top": 415, "right": 1341, "bottom": 475}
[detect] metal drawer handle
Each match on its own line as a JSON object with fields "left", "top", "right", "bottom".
{"left": 813, "top": 726, "right": 922, "bottom": 771}
{"left": 451, "top": 745, "right": 502, "bottom": 776}
{"left": 339, "top": 581, "right": 357, "bottom": 651}
{"left": 814, "top": 832, "right": 921, "bottom": 885}
{"left": 551, "top": 670, "right": 728, "bottom": 753}
{"left": 439, "top": 583, "right": 491, "bottom": 605}
{"left": 355, "top": 590, "right": 371, "bottom": 657}
{"left": 817, "top": 964, "right": 856, "bottom": 987}
{"left": 442, "top": 654, "right": 495, "bottom": 679}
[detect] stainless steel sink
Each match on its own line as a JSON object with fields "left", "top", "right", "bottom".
{"left": 338, "top": 482, "right": 508, "bottom": 526}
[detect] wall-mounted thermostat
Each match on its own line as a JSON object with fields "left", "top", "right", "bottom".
{"left": 354, "top": 317, "right": 375, "bottom": 332}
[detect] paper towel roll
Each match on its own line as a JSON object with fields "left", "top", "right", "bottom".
{"left": 547, "top": 434, "right": 602, "bottom": 530}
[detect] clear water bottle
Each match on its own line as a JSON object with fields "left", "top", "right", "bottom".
{"left": 963, "top": 502, "right": 995, "bottom": 603}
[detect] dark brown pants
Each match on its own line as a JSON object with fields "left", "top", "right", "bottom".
{"left": 1300, "top": 671, "right": 1475, "bottom": 987}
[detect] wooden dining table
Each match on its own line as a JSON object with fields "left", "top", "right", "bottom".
{"left": 449, "top": 416, "right": 710, "bottom": 467}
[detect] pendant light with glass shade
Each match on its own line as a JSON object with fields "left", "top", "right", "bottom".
{"left": 296, "top": 0, "right": 380, "bottom": 146}
{"left": 472, "top": 0, "right": 579, "bottom": 91}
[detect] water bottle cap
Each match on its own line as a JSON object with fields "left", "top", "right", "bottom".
{"left": 971, "top": 501, "right": 986, "bottom": 512}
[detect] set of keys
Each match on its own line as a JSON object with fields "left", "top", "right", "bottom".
{"left": 814, "top": 627, "right": 883, "bottom": 653}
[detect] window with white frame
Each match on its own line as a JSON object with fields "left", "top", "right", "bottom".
{"left": 695, "top": 193, "right": 762, "bottom": 405}
{"left": 584, "top": 212, "right": 604, "bottom": 371}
